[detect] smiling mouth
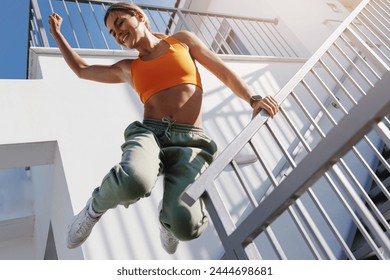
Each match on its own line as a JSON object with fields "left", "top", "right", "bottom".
{"left": 122, "top": 34, "right": 128, "bottom": 44}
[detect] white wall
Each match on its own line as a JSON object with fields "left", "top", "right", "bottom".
{"left": 0, "top": 48, "right": 304, "bottom": 259}
{"left": 186, "top": 0, "right": 355, "bottom": 54}
{"left": 0, "top": 167, "right": 35, "bottom": 259}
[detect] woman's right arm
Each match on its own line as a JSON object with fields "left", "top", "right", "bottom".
{"left": 48, "top": 13, "right": 131, "bottom": 84}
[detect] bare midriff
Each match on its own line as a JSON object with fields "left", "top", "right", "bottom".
{"left": 143, "top": 84, "right": 203, "bottom": 127}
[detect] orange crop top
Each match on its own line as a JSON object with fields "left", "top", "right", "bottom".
{"left": 130, "top": 36, "right": 203, "bottom": 104}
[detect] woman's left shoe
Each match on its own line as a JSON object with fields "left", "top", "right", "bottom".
{"left": 160, "top": 225, "right": 179, "bottom": 254}
{"left": 158, "top": 200, "right": 179, "bottom": 254}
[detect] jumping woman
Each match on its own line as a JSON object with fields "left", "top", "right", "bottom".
{"left": 48, "top": 2, "right": 278, "bottom": 254}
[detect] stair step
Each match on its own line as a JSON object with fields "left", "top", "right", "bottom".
{"left": 377, "top": 200, "right": 390, "bottom": 221}
{"left": 369, "top": 176, "right": 390, "bottom": 199}
{"left": 381, "top": 146, "right": 390, "bottom": 157}
{"left": 352, "top": 242, "right": 383, "bottom": 260}
{"left": 351, "top": 231, "right": 380, "bottom": 259}
{"left": 376, "top": 159, "right": 390, "bottom": 179}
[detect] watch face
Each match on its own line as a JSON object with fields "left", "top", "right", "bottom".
{"left": 250, "top": 95, "right": 262, "bottom": 107}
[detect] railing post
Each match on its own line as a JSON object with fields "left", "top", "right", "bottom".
{"left": 175, "top": 9, "right": 194, "bottom": 32}
{"left": 31, "top": 0, "right": 50, "bottom": 47}
{"left": 234, "top": 72, "right": 390, "bottom": 255}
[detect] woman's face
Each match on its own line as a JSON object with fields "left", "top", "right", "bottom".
{"left": 106, "top": 10, "right": 143, "bottom": 48}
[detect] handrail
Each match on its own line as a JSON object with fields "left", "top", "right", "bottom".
{"left": 30, "top": 0, "right": 50, "bottom": 47}
{"left": 182, "top": 0, "right": 383, "bottom": 206}
{"left": 68, "top": 0, "right": 279, "bottom": 23}
{"left": 29, "top": 0, "right": 298, "bottom": 57}
{"left": 233, "top": 76, "right": 390, "bottom": 249}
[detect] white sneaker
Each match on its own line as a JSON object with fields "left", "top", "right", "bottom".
{"left": 158, "top": 200, "right": 179, "bottom": 254}
{"left": 160, "top": 225, "right": 179, "bottom": 254}
{"left": 66, "top": 198, "right": 103, "bottom": 249}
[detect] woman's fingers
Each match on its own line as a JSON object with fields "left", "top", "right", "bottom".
{"left": 48, "top": 13, "right": 62, "bottom": 25}
{"left": 252, "top": 96, "right": 279, "bottom": 119}
{"left": 263, "top": 96, "right": 278, "bottom": 117}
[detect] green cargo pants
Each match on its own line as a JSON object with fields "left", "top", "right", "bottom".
{"left": 91, "top": 118, "right": 218, "bottom": 241}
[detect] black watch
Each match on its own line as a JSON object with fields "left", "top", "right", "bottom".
{"left": 250, "top": 95, "right": 262, "bottom": 108}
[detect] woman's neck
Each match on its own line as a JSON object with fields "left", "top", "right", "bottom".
{"left": 137, "top": 33, "right": 163, "bottom": 58}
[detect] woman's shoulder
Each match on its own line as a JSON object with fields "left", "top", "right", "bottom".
{"left": 171, "top": 31, "right": 202, "bottom": 50}
{"left": 171, "top": 30, "right": 196, "bottom": 42}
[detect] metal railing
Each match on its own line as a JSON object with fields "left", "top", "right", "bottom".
{"left": 182, "top": 0, "right": 390, "bottom": 259}
{"left": 29, "top": 0, "right": 299, "bottom": 57}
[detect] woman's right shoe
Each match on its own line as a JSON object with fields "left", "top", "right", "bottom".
{"left": 66, "top": 198, "right": 103, "bottom": 249}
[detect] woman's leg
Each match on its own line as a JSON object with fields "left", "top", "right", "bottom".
{"left": 67, "top": 121, "right": 163, "bottom": 249}
{"left": 159, "top": 128, "right": 217, "bottom": 241}
{"left": 92, "top": 121, "right": 163, "bottom": 212}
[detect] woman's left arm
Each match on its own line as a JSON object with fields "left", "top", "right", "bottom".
{"left": 174, "top": 31, "right": 278, "bottom": 118}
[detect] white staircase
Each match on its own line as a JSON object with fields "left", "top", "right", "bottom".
{"left": 182, "top": 0, "right": 390, "bottom": 260}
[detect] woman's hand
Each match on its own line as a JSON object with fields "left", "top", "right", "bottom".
{"left": 251, "top": 96, "right": 279, "bottom": 119}
{"left": 48, "top": 13, "right": 63, "bottom": 36}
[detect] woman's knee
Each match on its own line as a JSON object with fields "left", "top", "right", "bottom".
{"left": 166, "top": 206, "right": 209, "bottom": 241}
{"left": 114, "top": 162, "right": 157, "bottom": 199}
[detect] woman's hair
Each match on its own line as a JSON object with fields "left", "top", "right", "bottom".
{"left": 104, "top": 2, "right": 149, "bottom": 28}
{"left": 104, "top": 2, "right": 166, "bottom": 38}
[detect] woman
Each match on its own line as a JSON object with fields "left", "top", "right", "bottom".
{"left": 48, "top": 2, "right": 278, "bottom": 254}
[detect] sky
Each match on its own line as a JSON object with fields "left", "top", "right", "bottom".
{"left": 0, "top": 0, "right": 30, "bottom": 79}
{"left": 0, "top": 0, "right": 177, "bottom": 80}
